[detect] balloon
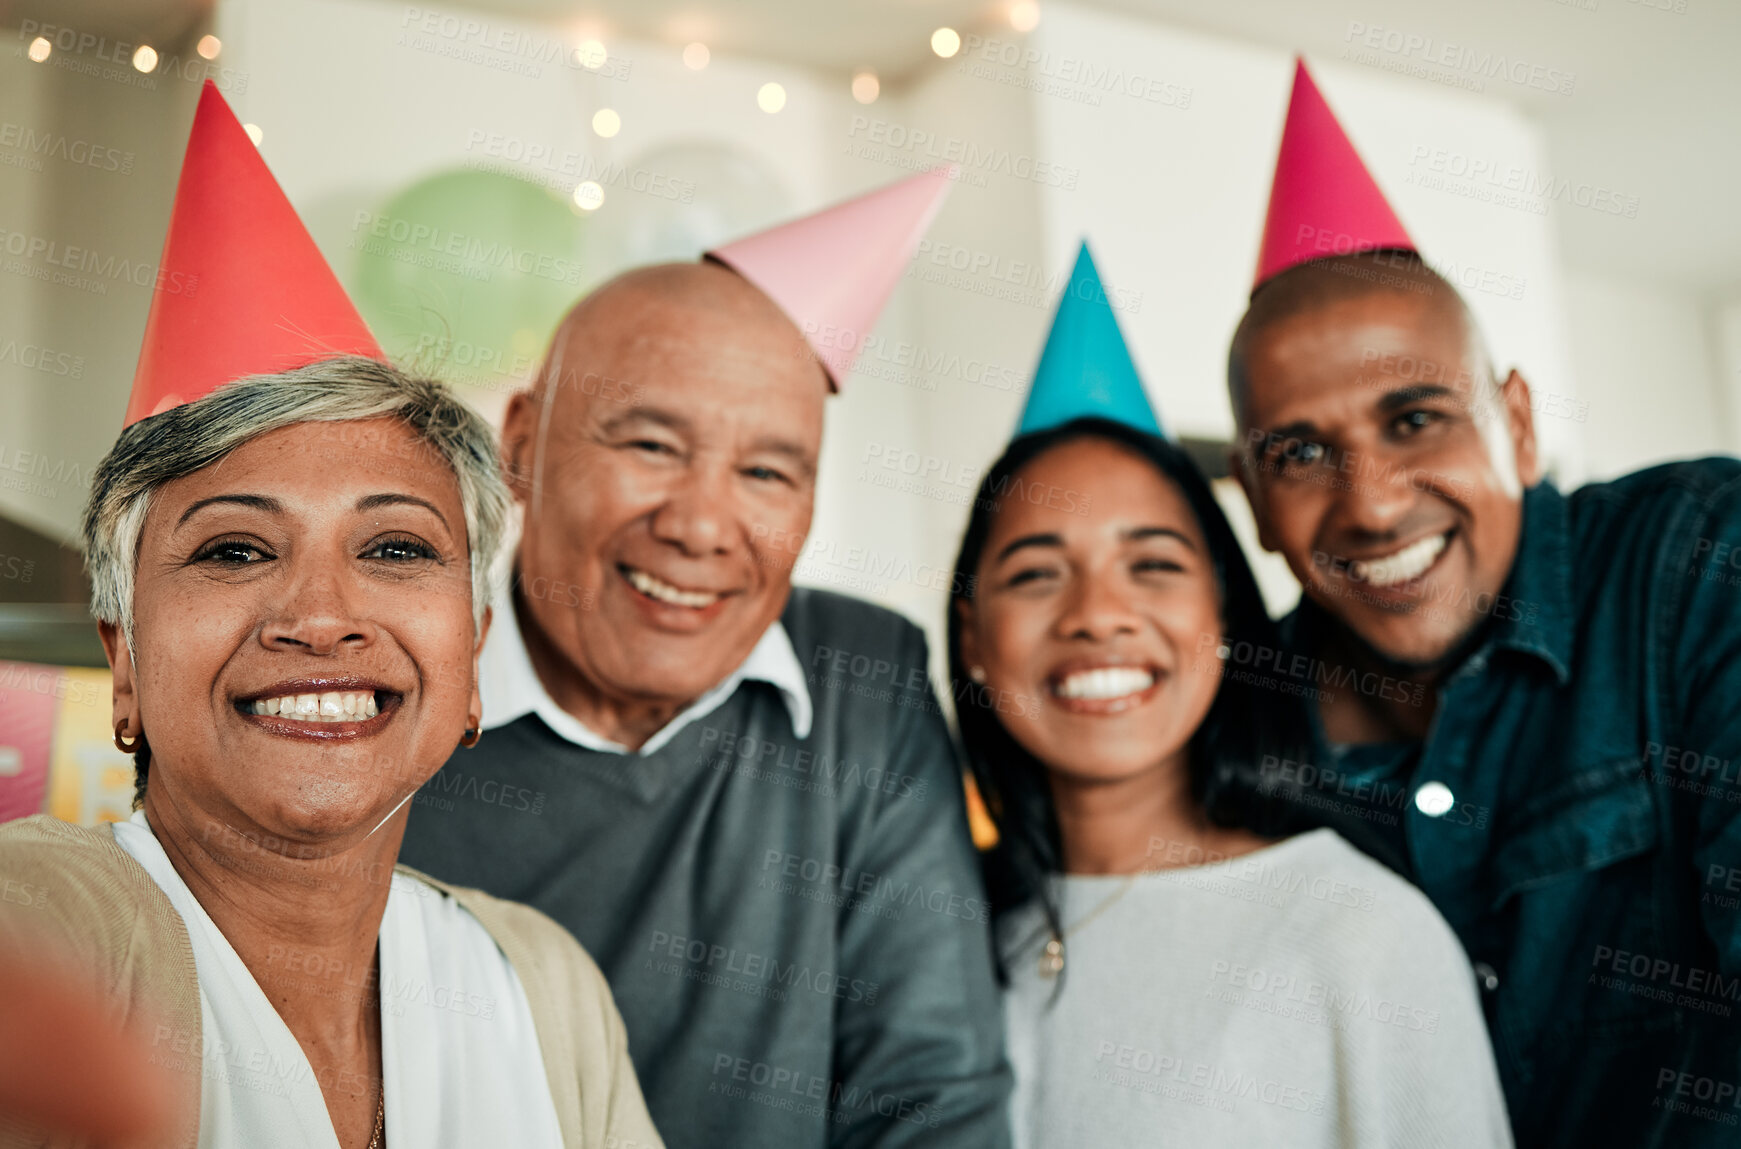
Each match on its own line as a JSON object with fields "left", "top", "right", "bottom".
{"left": 588, "top": 141, "right": 792, "bottom": 271}
{"left": 351, "top": 169, "right": 592, "bottom": 398}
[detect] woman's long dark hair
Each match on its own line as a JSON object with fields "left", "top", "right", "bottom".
{"left": 947, "top": 417, "right": 1315, "bottom": 976}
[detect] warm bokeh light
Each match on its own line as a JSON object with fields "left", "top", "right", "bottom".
{"left": 682, "top": 42, "right": 710, "bottom": 70}
{"left": 572, "top": 181, "right": 604, "bottom": 211}
{"left": 1010, "top": 1, "right": 1041, "bottom": 32}
{"left": 242, "top": 123, "right": 264, "bottom": 147}
{"left": 132, "top": 45, "right": 159, "bottom": 73}
{"left": 574, "top": 38, "right": 607, "bottom": 69}
{"left": 851, "top": 71, "right": 880, "bottom": 104}
{"left": 931, "top": 27, "right": 961, "bottom": 58}
{"left": 757, "top": 82, "right": 787, "bottom": 113}
{"left": 196, "top": 34, "right": 222, "bottom": 59}
{"left": 26, "top": 37, "right": 50, "bottom": 63}
{"left": 592, "top": 108, "right": 621, "bottom": 138}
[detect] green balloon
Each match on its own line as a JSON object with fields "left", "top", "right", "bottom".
{"left": 351, "top": 169, "right": 593, "bottom": 396}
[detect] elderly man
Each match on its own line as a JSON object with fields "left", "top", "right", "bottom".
{"left": 1226, "top": 62, "right": 1741, "bottom": 1149}
{"left": 400, "top": 174, "right": 1012, "bottom": 1149}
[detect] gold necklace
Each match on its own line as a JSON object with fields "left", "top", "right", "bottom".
{"left": 367, "top": 1086, "right": 384, "bottom": 1149}
{"left": 1038, "top": 874, "right": 1138, "bottom": 978}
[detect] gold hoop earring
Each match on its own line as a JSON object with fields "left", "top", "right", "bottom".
{"left": 114, "top": 721, "right": 145, "bottom": 755}
{"left": 460, "top": 726, "right": 481, "bottom": 749}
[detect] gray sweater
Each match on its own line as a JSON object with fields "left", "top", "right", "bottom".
{"left": 400, "top": 588, "right": 1012, "bottom": 1149}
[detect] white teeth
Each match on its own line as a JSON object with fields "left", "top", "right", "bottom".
{"left": 1054, "top": 667, "right": 1156, "bottom": 702}
{"left": 247, "top": 690, "right": 380, "bottom": 723}
{"left": 626, "top": 567, "right": 721, "bottom": 609}
{"left": 1347, "top": 533, "right": 1448, "bottom": 589}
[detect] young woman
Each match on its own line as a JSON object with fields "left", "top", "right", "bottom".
{"left": 949, "top": 416, "right": 1511, "bottom": 1147}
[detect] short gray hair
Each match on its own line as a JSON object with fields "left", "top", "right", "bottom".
{"left": 83, "top": 357, "right": 508, "bottom": 651}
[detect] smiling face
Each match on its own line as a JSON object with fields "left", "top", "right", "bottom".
{"left": 502, "top": 263, "right": 826, "bottom": 715}
{"left": 958, "top": 437, "right": 1225, "bottom": 785}
{"left": 105, "top": 416, "right": 482, "bottom": 843}
{"left": 1232, "top": 278, "right": 1539, "bottom": 670}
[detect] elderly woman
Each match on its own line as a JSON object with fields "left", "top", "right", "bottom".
{"left": 0, "top": 358, "right": 662, "bottom": 1149}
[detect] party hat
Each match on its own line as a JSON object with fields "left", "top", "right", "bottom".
{"left": 124, "top": 81, "right": 383, "bottom": 427}
{"left": 706, "top": 166, "right": 955, "bottom": 390}
{"left": 1015, "top": 242, "right": 1161, "bottom": 437}
{"left": 1253, "top": 59, "right": 1415, "bottom": 290}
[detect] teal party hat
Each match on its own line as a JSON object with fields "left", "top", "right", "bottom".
{"left": 1015, "top": 242, "right": 1162, "bottom": 437}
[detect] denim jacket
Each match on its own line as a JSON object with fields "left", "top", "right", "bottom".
{"left": 1282, "top": 460, "right": 1741, "bottom": 1149}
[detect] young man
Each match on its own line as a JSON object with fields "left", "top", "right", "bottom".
{"left": 1227, "top": 62, "right": 1741, "bottom": 1149}
{"left": 400, "top": 172, "right": 1013, "bottom": 1149}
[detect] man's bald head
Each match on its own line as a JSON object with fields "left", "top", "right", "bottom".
{"left": 535, "top": 261, "right": 823, "bottom": 414}
{"left": 1228, "top": 252, "right": 1493, "bottom": 425}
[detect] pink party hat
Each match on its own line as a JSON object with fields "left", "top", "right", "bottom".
{"left": 1253, "top": 59, "right": 1415, "bottom": 290}
{"left": 706, "top": 166, "right": 955, "bottom": 390}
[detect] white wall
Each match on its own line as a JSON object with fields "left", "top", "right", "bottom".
{"left": 1562, "top": 272, "right": 1729, "bottom": 482}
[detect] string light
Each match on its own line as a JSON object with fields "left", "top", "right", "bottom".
{"left": 197, "top": 34, "right": 222, "bottom": 59}
{"left": 682, "top": 42, "right": 709, "bottom": 70}
{"left": 27, "top": 37, "right": 51, "bottom": 62}
{"left": 573, "top": 39, "right": 607, "bottom": 69}
{"left": 573, "top": 181, "right": 604, "bottom": 211}
{"left": 132, "top": 45, "right": 159, "bottom": 73}
{"left": 592, "top": 108, "right": 621, "bottom": 138}
{"left": 242, "top": 124, "right": 264, "bottom": 147}
{"left": 851, "top": 71, "right": 879, "bottom": 104}
{"left": 757, "top": 82, "right": 787, "bottom": 113}
{"left": 931, "top": 28, "right": 961, "bottom": 58}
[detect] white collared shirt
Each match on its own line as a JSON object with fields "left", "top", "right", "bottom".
{"left": 480, "top": 594, "right": 813, "bottom": 755}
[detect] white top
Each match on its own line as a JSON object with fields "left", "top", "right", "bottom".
{"left": 1002, "top": 829, "right": 1513, "bottom": 1149}
{"left": 481, "top": 592, "right": 813, "bottom": 753}
{"left": 113, "top": 811, "right": 565, "bottom": 1149}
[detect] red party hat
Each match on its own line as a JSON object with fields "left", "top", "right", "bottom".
{"left": 123, "top": 82, "right": 383, "bottom": 427}
{"left": 1253, "top": 59, "right": 1415, "bottom": 290}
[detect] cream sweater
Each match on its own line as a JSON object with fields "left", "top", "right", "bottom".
{"left": 0, "top": 815, "right": 663, "bottom": 1149}
{"left": 1001, "top": 829, "right": 1513, "bottom": 1148}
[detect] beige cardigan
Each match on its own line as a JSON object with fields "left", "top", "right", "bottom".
{"left": 0, "top": 815, "right": 663, "bottom": 1149}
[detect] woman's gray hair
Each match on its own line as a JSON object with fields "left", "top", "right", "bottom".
{"left": 83, "top": 356, "right": 508, "bottom": 652}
